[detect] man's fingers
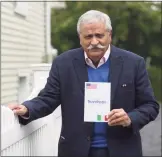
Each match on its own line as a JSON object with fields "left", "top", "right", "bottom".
{"left": 13, "top": 108, "right": 25, "bottom": 116}
{"left": 8, "top": 104, "right": 20, "bottom": 110}
{"left": 108, "top": 115, "right": 128, "bottom": 125}
{"left": 109, "top": 121, "right": 125, "bottom": 126}
{"left": 107, "top": 108, "right": 131, "bottom": 127}
{"left": 8, "top": 105, "right": 27, "bottom": 116}
{"left": 13, "top": 108, "right": 21, "bottom": 114}
{"left": 107, "top": 109, "right": 120, "bottom": 119}
{"left": 108, "top": 111, "right": 126, "bottom": 122}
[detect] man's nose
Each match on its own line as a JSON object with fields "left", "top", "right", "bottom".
{"left": 91, "top": 37, "right": 99, "bottom": 46}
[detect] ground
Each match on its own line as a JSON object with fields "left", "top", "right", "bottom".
{"left": 140, "top": 108, "right": 161, "bottom": 156}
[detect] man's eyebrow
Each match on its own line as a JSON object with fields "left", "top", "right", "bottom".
{"left": 95, "top": 33, "right": 104, "bottom": 35}
{"left": 84, "top": 34, "right": 93, "bottom": 37}
{"left": 84, "top": 33, "right": 104, "bottom": 36}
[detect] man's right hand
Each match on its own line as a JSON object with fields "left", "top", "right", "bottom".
{"left": 7, "top": 104, "right": 28, "bottom": 116}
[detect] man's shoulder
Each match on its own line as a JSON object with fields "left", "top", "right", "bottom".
{"left": 114, "top": 46, "right": 143, "bottom": 61}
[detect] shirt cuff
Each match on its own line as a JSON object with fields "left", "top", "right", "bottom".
{"left": 20, "top": 115, "right": 30, "bottom": 119}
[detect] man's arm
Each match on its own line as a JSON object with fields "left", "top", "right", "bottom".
{"left": 18, "top": 57, "right": 61, "bottom": 125}
{"left": 128, "top": 57, "right": 160, "bottom": 134}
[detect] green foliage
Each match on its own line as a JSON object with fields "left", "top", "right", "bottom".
{"left": 51, "top": 2, "right": 161, "bottom": 102}
{"left": 148, "top": 66, "right": 162, "bottom": 102}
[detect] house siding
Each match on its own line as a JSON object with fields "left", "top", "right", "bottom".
{"left": 1, "top": 2, "right": 46, "bottom": 105}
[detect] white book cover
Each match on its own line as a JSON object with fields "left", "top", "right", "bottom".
{"left": 84, "top": 82, "right": 111, "bottom": 122}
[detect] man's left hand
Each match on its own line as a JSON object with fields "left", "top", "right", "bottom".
{"left": 107, "top": 108, "right": 131, "bottom": 127}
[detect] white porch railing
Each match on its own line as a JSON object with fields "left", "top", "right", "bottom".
{"left": 1, "top": 106, "right": 61, "bottom": 156}
{"left": 1, "top": 64, "right": 62, "bottom": 156}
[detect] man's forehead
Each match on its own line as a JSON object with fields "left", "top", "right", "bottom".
{"left": 80, "top": 22, "right": 106, "bottom": 34}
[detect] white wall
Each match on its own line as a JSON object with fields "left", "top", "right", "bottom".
{"left": 1, "top": 2, "right": 46, "bottom": 105}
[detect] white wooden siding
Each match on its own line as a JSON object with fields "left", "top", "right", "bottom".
{"left": 2, "top": 83, "right": 18, "bottom": 90}
{"left": 1, "top": 2, "right": 46, "bottom": 105}
{"left": 1, "top": 69, "right": 17, "bottom": 76}
{"left": 2, "top": 96, "right": 18, "bottom": 105}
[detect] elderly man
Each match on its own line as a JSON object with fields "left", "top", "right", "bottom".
{"left": 8, "top": 10, "right": 159, "bottom": 157}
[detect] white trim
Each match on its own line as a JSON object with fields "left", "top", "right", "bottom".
{"left": 46, "top": 2, "right": 51, "bottom": 56}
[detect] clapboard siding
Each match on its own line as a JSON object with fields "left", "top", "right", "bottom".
{"left": 2, "top": 13, "right": 45, "bottom": 29}
{"left": 2, "top": 34, "right": 44, "bottom": 48}
{"left": 1, "top": 2, "right": 14, "bottom": 8}
{"left": 2, "top": 42, "right": 44, "bottom": 51}
{"left": 1, "top": 16, "right": 45, "bottom": 37}
{"left": 1, "top": 76, "right": 17, "bottom": 84}
{"left": 2, "top": 27, "right": 28, "bottom": 39}
{"left": 1, "top": 29, "right": 44, "bottom": 43}
{"left": 1, "top": 69, "right": 17, "bottom": 76}
{"left": 2, "top": 89, "right": 18, "bottom": 97}
{"left": 1, "top": 2, "right": 46, "bottom": 105}
{"left": 2, "top": 56, "right": 32, "bottom": 62}
{"left": 1, "top": 96, "right": 18, "bottom": 106}
{"left": 1, "top": 49, "right": 44, "bottom": 57}
{"left": 2, "top": 83, "right": 18, "bottom": 91}
{"left": 1, "top": 61, "right": 42, "bottom": 69}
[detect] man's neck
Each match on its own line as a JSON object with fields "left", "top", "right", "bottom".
{"left": 92, "top": 60, "right": 100, "bottom": 67}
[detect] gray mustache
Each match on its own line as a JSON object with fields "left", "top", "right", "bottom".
{"left": 87, "top": 44, "right": 106, "bottom": 50}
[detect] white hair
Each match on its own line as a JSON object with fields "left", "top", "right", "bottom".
{"left": 77, "top": 10, "right": 112, "bottom": 34}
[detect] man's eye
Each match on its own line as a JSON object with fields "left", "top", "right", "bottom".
{"left": 96, "top": 34, "right": 104, "bottom": 38}
{"left": 85, "top": 35, "right": 93, "bottom": 39}
{"left": 84, "top": 34, "right": 104, "bottom": 39}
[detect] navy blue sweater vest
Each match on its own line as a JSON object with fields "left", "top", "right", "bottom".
{"left": 87, "top": 59, "right": 110, "bottom": 147}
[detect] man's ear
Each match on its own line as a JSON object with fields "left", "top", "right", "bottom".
{"left": 109, "top": 30, "right": 112, "bottom": 36}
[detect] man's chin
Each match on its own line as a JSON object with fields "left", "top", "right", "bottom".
{"left": 89, "top": 49, "right": 103, "bottom": 54}
{"left": 89, "top": 53, "right": 103, "bottom": 61}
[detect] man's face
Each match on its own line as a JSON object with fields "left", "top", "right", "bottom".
{"left": 79, "top": 22, "right": 112, "bottom": 62}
